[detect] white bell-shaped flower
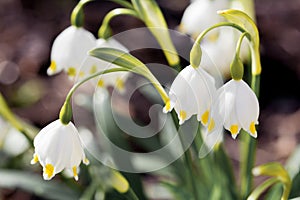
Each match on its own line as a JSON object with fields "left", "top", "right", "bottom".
{"left": 48, "top": 26, "right": 96, "bottom": 78}
{"left": 163, "top": 65, "right": 216, "bottom": 125}
{"left": 31, "top": 119, "right": 89, "bottom": 181}
{"left": 80, "top": 38, "right": 130, "bottom": 92}
{"left": 179, "top": 0, "right": 229, "bottom": 37}
{"left": 208, "top": 79, "right": 259, "bottom": 139}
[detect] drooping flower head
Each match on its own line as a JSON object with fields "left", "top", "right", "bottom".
{"left": 208, "top": 79, "right": 259, "bottom": 139}
{"left": 31, "top": 119, "right": 89, "bottom": 181}
{"left": 163, "top": 65, "right": 216, "bottom": 125}
{"left": 81, "top": 38, "right": 130, "bottom": 92}
{"left": 48, "top": 26, "right": 96, "bottom": 78}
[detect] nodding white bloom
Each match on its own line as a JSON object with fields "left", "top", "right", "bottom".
{"left": 31, "top": 119, "right": 89, "bottom": 181}
{"left": 179, "top": 0, "right": 229, "bottom": 37}
{"left": 48, "top": 26, "right": 96, "bottom": 78}
{"left": 163, "top": 65, "right": 216, "bottom": 125}
{"left": 81, "top": 38, "right": 130, "bottom": 92}
{"left": 207, "top": 79, "right": 259, "bottom": 139}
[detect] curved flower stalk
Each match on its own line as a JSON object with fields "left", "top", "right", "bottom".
{"left": 179, "top": 0, "right": 229, "bottom": 37}
{"left": 31, "top": 119, "right": 89, "bottom": 181}
{"left": 163, "top": 65, "right": 216, "bottom": 125}
{"left": 81, "top": 38, "right": 130, "bottom": 92}
{"left": 182, "top": 2, "right": 252, "bottom": 78}
{"left": 47, "top": 26, "right": 96, "bottom": 79}
{"left": 207, "top": 79, "right": 259, "bottom": 139}
{"left": 200, "top": 27, "right": 243, "bottom": 77}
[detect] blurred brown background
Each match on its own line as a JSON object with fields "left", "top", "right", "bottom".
{"left": 0, "top": 0, "right": 299, "bottom": 184}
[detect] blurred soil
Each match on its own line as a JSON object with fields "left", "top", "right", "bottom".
{"left": 0, "top": 0, "right": 300, "bottom": 197}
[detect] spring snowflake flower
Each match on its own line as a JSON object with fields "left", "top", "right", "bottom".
{"left": 81, "top": 38, "right": 130, "bottom": 92}
{"left": 163, "top": 65, "right": 216, "bottom": 125}
{"left": 31, "top": 119, "right": 89, "bottom": 181}
{"left": 179, "top": 0, "right": 229, "bottom": 37}
{"left": 47, "top": 26, "right": 96, "bottom": 78}
{"left": 207, "top": 79, "right": 259, "bottom": 139}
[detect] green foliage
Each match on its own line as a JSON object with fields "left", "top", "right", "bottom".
{"left": 0, "top": 170, "right": 79, "bottom": 200}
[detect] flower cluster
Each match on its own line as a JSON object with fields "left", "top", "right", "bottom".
{"left": 30, "top": 0, "right": 261, "bottom": 183}
{"left": 164, "top": 66, "right": 259, "bottom": 139}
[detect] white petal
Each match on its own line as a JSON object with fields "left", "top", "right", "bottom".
{"left": 68, "top": 123, "right": 86, "bottom": 167}
{"left": 208, "top": 84, "right": 228, "bottom": 133}
{"left": 193, "top": 67, "right": 216, "bottom": 124}
{"left": 235, "top": 80, "right": 259, "bottom": 136}
{"left": 221, "top": 80, "right": 242, "bottom": 137}
{"left": 49, "top": 26, "right": 96, "bottom": 76}
{"left": 169, "top": 66, "right": 199, "bottom": 124}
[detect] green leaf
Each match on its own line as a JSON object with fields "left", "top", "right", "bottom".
{"left": 252, "top": 162, "right": 291, "bottom": 200}
{"left": 0, "top": 170, "right": 79, "bottom": 200}
{"left": 0, "top": 93, "right": 36, "bottom": 142}
{"left": 89, "top": 48, "right": 147, "bottom": 74}
{"left": 218, "top": 9, "right": 261, "bottom": 75}
{"left": 214, "top": 145, "right": 239, "bottom": 199}
{"left": 89, "top": 48, "right": 169, "bottom": 103}
{"left": 290, "top": 171, "right": 300, "bottom": 198}
{"left": 266, "top": 145, "right": 300, "bottom": 199}
{"left": 93, "top": 89, "right": 147, "bottom": 200}
{"left": 161, "top": 182, "right": 192, "bottom": 200}
{"left": 0, "top": 93, "right": 23, "bottom": 131}
{"left": 263, "top": 183, "right": 282, "bottom": 200}
{"left": 131, "top": 0, "right": 180, "bottom": 66}
{"left": 109, "top": 0, "right": 134, "bottom": 9}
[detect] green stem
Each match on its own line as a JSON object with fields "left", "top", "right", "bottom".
{"left": 215, "top": 144, "right": 239, "bottom": 199}
{"left": 236, "top": 32, "right": 250, "bottom": 57}
{"left": 126, "top": 188, "right": 139, "bottom": 200}
{"left": 98, "top": 8, "right": 140, "bottom": 39}
{"left": 59, "top": 68, "right": 128, "bottom": 124}
{"left": 240, "top": 75, "right": 260, "bottom": 199}
{"left": 171, "top": 111, "right": 199, "bottom": 200}
{"left": 0, "top": 93, "right": 34, "bottom": 146}
{"left": 190, "top": 22, "right": 250, "bottom": 68}
{"left": 247, "top": 178, "right": 279, "bottom": 200}
{"left": 108, "top": 0, "right": 134, "bottom": 9}
{"left": 71, "top": 0, "right": 94, "bottom": 27}
{"left": 193, "top": 22, "right": 250, "bottom": 47}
